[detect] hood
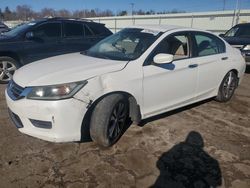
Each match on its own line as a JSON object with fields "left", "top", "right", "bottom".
{"left": 223, "top": 36, "right": 250, "bottom": 46}
{"left": 14, "top": 53, "right": 128, "bottom": 87}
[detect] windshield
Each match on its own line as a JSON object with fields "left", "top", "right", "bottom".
{"left": 3, "top": 22, "right": 35, "bottom": 36}
{"left": 85, "top": 28, "right": 162, "bottom": 61}
{"left": 225, "top": 25, "right": 250, "bottom": 37}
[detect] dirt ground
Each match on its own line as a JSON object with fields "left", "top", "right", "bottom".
{"left": 0, "top": 68, "right": 250, "bottom": 188}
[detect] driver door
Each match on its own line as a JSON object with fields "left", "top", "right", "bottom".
{"left": 142, "top": 32, "right": 198, "bottom": 117}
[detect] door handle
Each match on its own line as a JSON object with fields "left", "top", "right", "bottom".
{"left": 189, "top": 64, "right": 198, "bottom": 68}
{"left": 221, "top": 57, "right": 228, "bottom": 60}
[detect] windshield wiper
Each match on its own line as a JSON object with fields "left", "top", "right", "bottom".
{"left": 80, "top": 50, "right": 87, "bottom": 54}
{"left": 81, "top": 51, "right": 110, "bottom": 60}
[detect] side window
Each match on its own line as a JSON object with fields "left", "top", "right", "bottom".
{"left": 33, "top": 23, "right": 61, "bottom": 40}
{"left": 194, "top": 33, "right": 225, "bottom": 57}
{"left": 65, "top": 22, "right": 84, "bottom": 38}
{"left": 146, "top": 33, "right": 190, "bottom": 65}
{"left": 169, "top": 35, "right": 189, "bottom": 60}
{"left": 84, "top": 25, "right": 93, "bottom": 37}
{"left": 237, "top": 26, "right": 250, "bottom": 37}
{"left": 88, "top": 25, "right": 101, "bottom": 35}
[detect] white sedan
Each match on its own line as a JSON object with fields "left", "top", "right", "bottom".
{"left": 5, "top": 25, "right": 246, "bottom": 147}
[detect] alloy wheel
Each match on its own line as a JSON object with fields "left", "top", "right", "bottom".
{"left": 222, "top": 72, "right": 237, "bottom": 99}
{"left": 0, "top": 61, "right": 17, "bottom": 82}
{"left": 108, "top": 101, "right": 127, "bottom": 142}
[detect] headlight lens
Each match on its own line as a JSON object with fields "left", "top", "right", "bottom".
{"left": 26, "top": 81, "right": 87, "bottom": 100}
{"left": 243, "top": 45, "right": 250, "bottom": 51}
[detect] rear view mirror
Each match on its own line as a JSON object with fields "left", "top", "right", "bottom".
{"left": 25, "top": 31, "right": 34, "bottom": 39}
{"left": 153, "top": 53, "right": 174, "bottom": 64}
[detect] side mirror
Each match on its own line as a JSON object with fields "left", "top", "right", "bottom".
{"left": 153, "top": 53, "right": 174, "bottom": 64}
{"left": 25, "top": 31, "right": 34, "bottom": 39}
{"left": 219, "top": 33, "right": 225, "bottom": 38}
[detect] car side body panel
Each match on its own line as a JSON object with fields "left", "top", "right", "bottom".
{"left": 5, "top": 26, "right": 246, "bottom": 142}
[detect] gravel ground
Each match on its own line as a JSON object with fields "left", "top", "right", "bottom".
{"left": 0, "top": 68, "right": 250, "bottom": 188}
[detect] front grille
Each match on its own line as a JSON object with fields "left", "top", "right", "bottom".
{"left": 7, "top": 80, "right": 25, "bottom": 101}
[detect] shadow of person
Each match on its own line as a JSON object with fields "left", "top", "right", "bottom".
{"left": 152, "top": 131, "right": 222, "bottom": 188}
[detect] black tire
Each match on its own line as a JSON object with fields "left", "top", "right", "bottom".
{"left": 90, "top": 94, "right": 129, "bottom": 147}
{"left": 215, "top": 71, "right": 238, "bottom": 102}
{"left": 0, "top": 56, "right": 19, "bottom": 84}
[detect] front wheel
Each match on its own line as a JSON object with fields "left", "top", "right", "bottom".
{"left": 0, "top": 57, "right": 19, "bottom": 84}
{"left": 215, "top": 71, "right": 238, "bottom": 102}
{"left": 90, "top": 94, "right": 129, "bottom": 147}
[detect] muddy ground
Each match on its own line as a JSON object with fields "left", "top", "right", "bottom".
{"left": 0, "top": 68, "right": 250, "bottom": 188}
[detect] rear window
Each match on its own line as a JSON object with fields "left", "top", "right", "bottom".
{"left": 88, "top": 25, "right": 101, "bottom": 35}
{"left": 84, "top": 25, "right": 93, "bottom": 37}
{"left": 194, "top": 32, "right": 225, "bottom": 57}
{"left": 86, "top": 23, "right": 111, "bottom": 36}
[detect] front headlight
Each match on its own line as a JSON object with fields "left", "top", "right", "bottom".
{"left": 26, "top": 81, "right": 87, "bottom": 100}
{"left": 243, "top": 45, "right": 250, "bottom": 51}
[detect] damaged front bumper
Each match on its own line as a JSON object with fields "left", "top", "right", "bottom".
{"left": 5, "top": 90, "right": 89, "bottom": 142}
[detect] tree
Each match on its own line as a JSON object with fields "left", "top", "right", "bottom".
{"left": 56, "top": 9, "right": 72, "bottom": 17}
{"left": 117, "top": 10, "right": 127, "bottom": 16}
{"left": 4, "top": 6, "right": 12, "bottom": 20}
{"left": 40, "top": 8, "right": 56, "bottom": 18}
{"left": 16, "top": 5, "right": 33, "bottom": 20}
{"left": 136, "top": 9, "right": 146, "bottom": 15}
{"left": 0, "top": 8, "right": 4, "bottom": 21}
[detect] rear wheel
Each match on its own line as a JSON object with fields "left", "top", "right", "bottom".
{"left": 90, "top": 94, "right": 129, "bottom": 147}
{"left": 0, "top": 57, "right": 19, "bottom": 84}
{"left": 215, "top": 71, "right": 238, "bottom": 102}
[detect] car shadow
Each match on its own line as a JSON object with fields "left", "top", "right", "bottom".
{"left": 151, "top": 131, "right": 222, "bottom": 188}
{"left": 138, "top": 98, "right": 213, "bottom": 127}
{"left": 80, "top": 98, "right": 214, "bottom": 143}
{"left": 80, "top": 104, "right": 133, "bottom": 143}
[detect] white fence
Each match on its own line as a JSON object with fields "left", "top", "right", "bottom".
{"left": 90, "top": 10, "right": 250, "bottom": 34}
{"left": 4, "top": 10, "right": 250, "bottom": 34}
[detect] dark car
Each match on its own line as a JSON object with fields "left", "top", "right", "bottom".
{"left": 0, "top": 18, "right": 112, "bottom": 83}
{"left": 0, "top": 22, "right": 10, "bottom": 33}
{"left": 220, "top": 23, "right": 250, "bottom": 65}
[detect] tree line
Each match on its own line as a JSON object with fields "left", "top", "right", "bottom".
{"left": 0, "top": 5, "right": 186, "bottom": 21}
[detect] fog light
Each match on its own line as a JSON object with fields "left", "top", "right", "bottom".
{"left": 30, "top": 119, "right": 52, "bottom": 129}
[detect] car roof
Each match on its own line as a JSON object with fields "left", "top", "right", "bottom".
{"left": 234, "top": 22, "right": 250, "bottom": 27}
{"left": 42, "top": 17, "right": 98, "bottom": 23}
{"left": 128, "top": 24, "right": 192, "bottom": 32}
{"left": 28, "top": 17, "right": 104, "bottom": 26}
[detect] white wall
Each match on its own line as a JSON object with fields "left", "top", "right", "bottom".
{"left": 4, "top": 10, "right": 250, "bottom": 34}
{"left": 89, "top": 10, "right": 250, "bottom": 34}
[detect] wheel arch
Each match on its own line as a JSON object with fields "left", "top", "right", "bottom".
{"left": 231, "top": 69, "right": 238, "bottom": 77}
{"left": 0, "top": 51, "right": 22, "bottom": 65}
{"left": 80, "top": 91, "right": 142, "bottom": 141}
{"left": 230, "top": 69, "right": 239, "bottom": 86}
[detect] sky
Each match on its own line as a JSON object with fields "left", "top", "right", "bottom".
{"left": 0, "top": 0, "right": 250, "bottom": 13}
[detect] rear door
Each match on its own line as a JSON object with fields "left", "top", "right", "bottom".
{"left": 62, "top": 21, "right": 86, "bottom": 53}
{"left": 191, "top": 31, "right": 227, "bottom": 98}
